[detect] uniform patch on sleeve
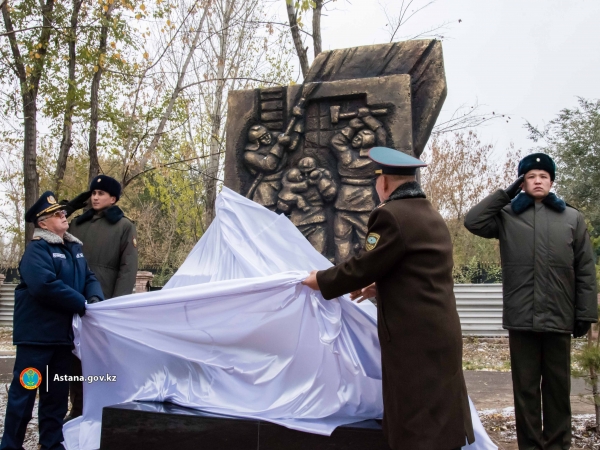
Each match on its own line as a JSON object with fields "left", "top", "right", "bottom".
{"left": 52, "top": 253, "right": 66, "bottom": 259}
{"left": 365, "top": 233, "right": 380, "bottom": 251}
{"left": 76, "top": 253, "right": 84, "bottom": 258}
{"left": 133, "top": 238, "right": 137, "bottom": 248}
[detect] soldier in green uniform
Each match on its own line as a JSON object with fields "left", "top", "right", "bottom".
{"left": 303, "top": 147, "right": 474, "bottom": 450}
{"left": 464, "top": 153, "right": 597, "bottom": 450}
{"left": 63, "top": 175, "right": 138, "bottom": 421}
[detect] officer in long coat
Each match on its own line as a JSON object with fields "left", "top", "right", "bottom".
{"left": 303, "top": 147, "right": 475, "bottom": 450}
{"left": 64, "top": 175, "right": 138, "bottom": 419}
{"left": 0, "top": 192, "right": 103, "bottom": 450}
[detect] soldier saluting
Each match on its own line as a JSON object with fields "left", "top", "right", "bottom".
{"left": 62, "top": 175, "right": 138, "bottom": 421}
{"left": 303, "top": 147, "right": 474, "bottom": 450}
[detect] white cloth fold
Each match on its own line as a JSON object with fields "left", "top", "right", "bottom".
{"left": 63, "top": 187, "right": 495, "bottom": 450}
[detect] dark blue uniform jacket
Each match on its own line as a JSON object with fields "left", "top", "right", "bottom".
{"left": 14, "top": 229, "right": 104, "bottom": 346}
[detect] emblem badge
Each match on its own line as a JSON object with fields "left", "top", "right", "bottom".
{"left": 47, "top": 195, "right": 56, "bottom": 204}
{"left": 133, "top": 237, "right": 137, "bottom": 248}
{"left": 20, "top": 367, "right": 42, "bottom": 390}
{"left": 365, "top": 233, "right": 380, "bottom": 251}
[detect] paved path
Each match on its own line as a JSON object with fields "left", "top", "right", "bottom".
{"left": 464, "top": 370, "right": 595, "bottom": 415}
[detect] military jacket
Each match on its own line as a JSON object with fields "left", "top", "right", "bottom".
{"left": 14, "top": 229, "right": 104, "bottom": 346}
{"left": 69, "top": 205, "right": 138, "bottom": 299}
{"left": 464, "top": 190, "right": 598, "bottom": 333}
{"left": 317, "top": 182, "right": 474, "bottom": 450}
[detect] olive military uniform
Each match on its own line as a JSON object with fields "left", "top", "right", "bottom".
{"left": 67, "top": 193, "right": 137, "bottom": 419}
{"left": 317, "top": 181, "right": 474, "bottom": 450}
{"left": 68, "top": 205, "right": 138, "bottom": 299}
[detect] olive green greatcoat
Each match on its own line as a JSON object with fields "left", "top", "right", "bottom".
{"left": 464, "top": 190, "right": 598, "bottom": 333}
{"left": 316, "top": 182, "right": 474, "bottom": 450}
{"left": 69, "top": 205, "right": 138, "bottom": 299}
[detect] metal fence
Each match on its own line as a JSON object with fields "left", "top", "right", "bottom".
{"left": 455, "top": 284, "right": 505, "bottom": 336}
{"left": 0, "top": 283, "right": 16, "bottom": 327}
{"left": 0, "top": 283, "right": 506, "bottom": 335}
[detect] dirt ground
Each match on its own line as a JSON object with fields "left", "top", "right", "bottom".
{"left": 0, "top": 329, "right": 598, "bottom": 449}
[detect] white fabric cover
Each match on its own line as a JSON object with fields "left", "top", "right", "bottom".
{"left": 63, "top": 187, "right": 495, "bottom": 450}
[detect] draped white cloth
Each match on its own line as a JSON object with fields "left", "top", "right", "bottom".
{"left": 63, "top": 187, "right": 495, "bottom": 450}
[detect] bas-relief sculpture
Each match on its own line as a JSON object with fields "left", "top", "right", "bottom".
{"left": 224, "top": 40, "right": 447, "bottom": 263}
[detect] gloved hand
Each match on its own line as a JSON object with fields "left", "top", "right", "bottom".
{"left": 87, "top": 296, "right": 102, "bottom": 305}
{"left": 504, "top": 175, "right": 524, "bottom": 200}
{"left": 61, "top": 191, "right": 91, "bottom": 217}
{"left": 573, "top": 321, "right": 591, "bottom": 338}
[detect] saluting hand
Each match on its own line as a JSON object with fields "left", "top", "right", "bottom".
{"left": 504, "top": 175, "right": 524, "bottom": 200}
{"left": 350, "top": 283, "right": 377, "bottom": 303}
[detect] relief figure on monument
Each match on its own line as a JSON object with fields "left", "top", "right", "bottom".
{"left": 278, "top": 157, "right": 337, "bottom": 256}
{"left": 243, "top": 123, "right": 299, "bottom": 211}
{"left": 329, "top": 108, "right": 387, "bottom": 263}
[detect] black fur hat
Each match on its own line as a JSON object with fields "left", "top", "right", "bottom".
{"left": 518, "top": 153, "right": 556, "bottom": 181}
{"left": 89, "top": 175, "right": 122, "bottom": 200}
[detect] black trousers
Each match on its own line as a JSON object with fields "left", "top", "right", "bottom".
{"left": 508, "top": 330, "right": 571, "bottom": 450}
{"left": 69, "top": 354, "right": 83, "bottom": 417}
{"left": 0, "top": 345, "right": 71, "bottom": 450}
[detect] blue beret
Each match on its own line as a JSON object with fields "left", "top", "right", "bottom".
{"left": 89, "top": 175, "right": 121, "bottom": 200}
{"left": 518, "top": 153, "right": 555, "bottom": 181}
{"left": 25, "top": 191, "right": 64, "bottom": 223}
{"left": 368, "top": 147, "right": 427, "bottom": 175}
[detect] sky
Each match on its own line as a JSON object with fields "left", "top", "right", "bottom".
{"left": 272, "top": 0, "right": 600, "bottom": 158}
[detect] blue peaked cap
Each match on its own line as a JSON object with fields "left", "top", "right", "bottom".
{"left": 368, "top": 147, "right": 427, "bottom": 176}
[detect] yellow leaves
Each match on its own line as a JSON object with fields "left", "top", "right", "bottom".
{"left": 133, "top": 63, "right": 139, "bottom": 70}
{"left": 108, "top": 0, "right": 114, "bottom": 4}
{"left": 103, "top": 5, "right": 108, "bottom": 11}
{"left": 93, "top": 65, "right": 99, "bottom": 72}
{"left": 36, "top": 43, "right": 42, "bottom": 49}
{"left": 166, "top": 19, "right": 171, "bottom": 26}
{"left": 113, "top": 52, "right": 121, "bottom": 59}
{"left": 135, "top": 13, "right": 141, "bottom": 19}
{"left": 140, "top": 4, "right": 146, "bottom": 11}
{"left": 110, "top": 41, "right": 116, "bottom": 49}
{"left": 143, "top": 51, "right": 149, "bottom": 59}
{"left": 35, "top": 53, "right": 41, "bottom": 59}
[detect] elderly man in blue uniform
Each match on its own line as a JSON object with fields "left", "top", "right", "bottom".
{"left": 0, "top": 192, "right": 104, "bottom": 450}
{"left": 303, "top": 147, "right": 474, "bottom": 450}
{"left": 465, "top": 153, "right": 598, "bottom": 450}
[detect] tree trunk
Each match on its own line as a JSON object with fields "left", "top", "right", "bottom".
{"left": 55, "top": 0, "right": 83, "bottom": 194}
{"left": 88, "top": 9, "right": 111, "bottom": 183}
{"left": 23, "top": 94, "right": 39, "bottom": 242}
{"left": 312, "top": 0, "right": 322, "bottom": 59}
{"left": 2, "top": 0, "right": 55, "bottom": 242}
{"left": 285, "top": 0, "right": 308, "bottom": 78}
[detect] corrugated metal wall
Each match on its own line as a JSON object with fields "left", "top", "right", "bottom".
{"left": 0, "top": 283, "right": 505, "bottom": 335}
{"left": 455, "top": 284, "right": 505, "bottom": 336}
{"left": 0, "top": 283, "right": 16, "bottom": 328}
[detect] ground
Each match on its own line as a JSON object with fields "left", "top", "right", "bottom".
{"left": 0, "top": 329, "right": 598, "bottom": 449}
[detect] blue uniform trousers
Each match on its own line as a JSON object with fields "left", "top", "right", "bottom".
{"left": 0, "top": 345, "right": 71, "bottom": 450}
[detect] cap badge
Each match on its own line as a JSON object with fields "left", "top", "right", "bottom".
{"left": 98, "top": 177, "right": 102, "bottom": 182}
{"left": 47, "top": 195, "right": 56, "bottom": 204}
{"left": 536, "top": 158, "right": 540, "bottom": 162}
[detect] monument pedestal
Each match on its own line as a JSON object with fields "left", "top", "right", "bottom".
{"left": 100, "top": 402, "right": 390, "bottom": 450}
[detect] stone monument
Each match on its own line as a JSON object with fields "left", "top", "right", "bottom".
{"left": 224, "top": 40, "right": 447, "bottom": 263}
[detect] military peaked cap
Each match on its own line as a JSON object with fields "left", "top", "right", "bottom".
{"left": 368, "top": 146, "right": 427, "bottom": 176}
{"left": 518, "top": 153, "right": 556, "bottom": 181}
{"left": 89, "top": 175, "right": 122, "bottom": 200}
{"left": 25, "top": 191, "right": 64, "bottom": 223}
